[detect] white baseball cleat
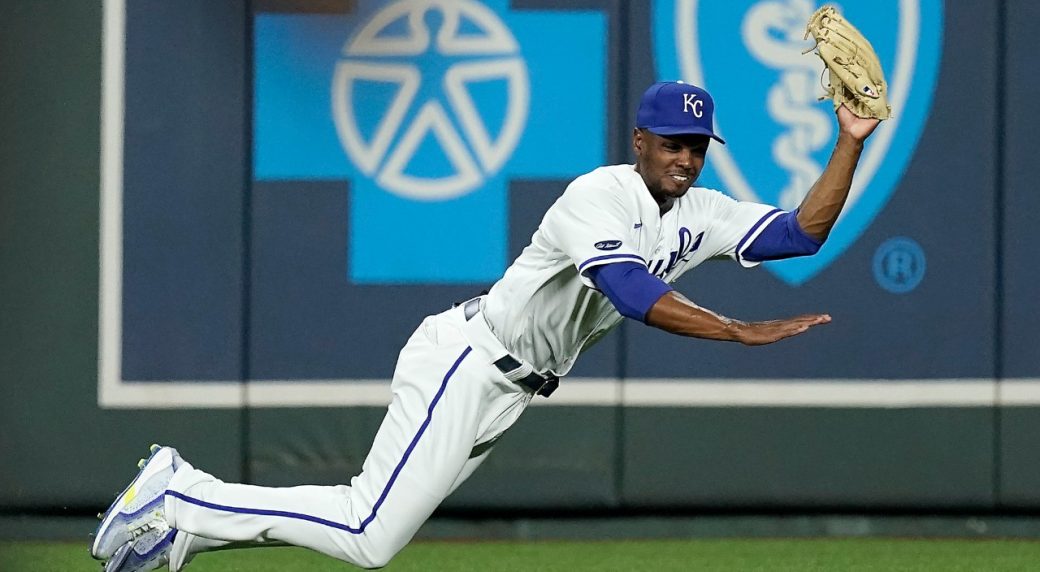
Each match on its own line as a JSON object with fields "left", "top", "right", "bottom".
{"left": 90, "top": 444, "right": 183, "bottom": 560}
{"left": 104, "top": 523, "right": 176, "bottom": 572}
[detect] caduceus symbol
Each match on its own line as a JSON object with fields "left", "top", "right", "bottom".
{"left": 742, "top": 0, "right": 833, "bottom": 210}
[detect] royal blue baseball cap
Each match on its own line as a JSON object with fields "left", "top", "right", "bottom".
{"left": 636, "top": 81, "right": 725, "bottom": 144}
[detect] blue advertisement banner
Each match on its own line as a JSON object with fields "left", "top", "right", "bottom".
{"left": 255, "top": 1, "right": 606, "bottom": 283}
{"left": 652, "top": 0, "right": 942, "bottom": 285}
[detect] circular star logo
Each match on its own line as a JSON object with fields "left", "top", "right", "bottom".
{"left": 332, "top": 0, "right": 529, "bottom": 201}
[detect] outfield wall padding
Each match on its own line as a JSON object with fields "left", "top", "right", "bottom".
{"left": 1, "top": 0, "right": 1038, "bottom": 513}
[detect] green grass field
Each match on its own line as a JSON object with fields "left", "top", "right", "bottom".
{"left": 4, "top": 538, "right": 1040, "bottom": 571}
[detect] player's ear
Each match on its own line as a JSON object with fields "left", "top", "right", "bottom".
{"left": 632, "top": 128, "right": 644, "bottom": 155}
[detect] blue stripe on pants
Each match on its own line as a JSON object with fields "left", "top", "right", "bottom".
{"left": 165, "top": 346, "right": 474, "bottom": 534}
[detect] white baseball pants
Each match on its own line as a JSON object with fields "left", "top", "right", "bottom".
{"left": 163, "top": 302, "right": 533, "bottom": 569}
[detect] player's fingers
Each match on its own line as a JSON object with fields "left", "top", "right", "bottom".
{"left": 789, "top": 314, "right": 831, "bottom": 326}
{"left": 793, "top": 323, "right": 823, "bottom": 338}
{"left": 746, "top": 315, "right": 830, "bottom": 345}
{"left": 769, "top": 325, "right": 810, "bottom": 344}
{"left": 776, "top": 316, "right": 829, "bottom": 341}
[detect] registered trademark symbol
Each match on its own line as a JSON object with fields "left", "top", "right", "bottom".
{"left": 873, "top": 237, "right": 925, "bottom": 294}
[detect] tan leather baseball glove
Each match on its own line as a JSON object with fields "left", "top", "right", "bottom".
{"left": 804, "top": 5, "right": 891, "bottom": 120}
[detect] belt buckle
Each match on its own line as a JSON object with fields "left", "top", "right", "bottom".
{"left": 533, "top": 375, "right": 559, "bottom": 397}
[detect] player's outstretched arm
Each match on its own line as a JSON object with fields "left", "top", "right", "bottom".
{"left": 795, "top": 105, "right": 881, "bottom": 241}
{"left": 645, "top": 291, "right": 831, "bottom": 346}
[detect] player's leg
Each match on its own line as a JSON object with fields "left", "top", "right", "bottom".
{"left": 167, "top": 399, "right": 518, "bottom": 571}
{"left": 164, "top": 450, "right": 498, "bottom": 572}
{"left": 161, "top": 309, "right": 529, "bottom": 569}
{"left": 145, "top": 446, "right": 503, "bottom": 572}
{"left": 445, "top": 400, "right": 527, "bottom": 497}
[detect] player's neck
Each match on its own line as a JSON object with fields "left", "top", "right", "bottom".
{"left": 654, "top": 198, "right": 674, "bottom": 217}
{"left": 635, "top": 165, "right": 675, "bottom": 217}
{"left": 646, "top": 185, "right": 675, "bottom": 216}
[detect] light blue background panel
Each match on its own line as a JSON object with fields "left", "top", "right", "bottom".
{"left": 254, "top": 5, "right": 606, "bottom": 283}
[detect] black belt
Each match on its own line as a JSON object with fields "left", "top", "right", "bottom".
{"left": 462, "top": 298, "right": 559, "bottom": 398}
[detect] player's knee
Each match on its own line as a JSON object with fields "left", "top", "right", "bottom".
{"left": 350, "top": 540, "right": 401, "bottom": 569}
{"left": 353, "top": 550, "right": 394, "bottom": 569}
{"left": 358, "top": 557, "right": 390, "bottom": 569}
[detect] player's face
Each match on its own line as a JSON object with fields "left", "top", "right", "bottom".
{"left": 633, "top": 129, "right": 709, "bottom": 211}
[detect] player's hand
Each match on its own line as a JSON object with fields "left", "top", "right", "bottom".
{"left": 837, "top": 104, "right": 880, "bottom": 143}
{"left": 736, "top": 314, "right": 832, "bottom": 346}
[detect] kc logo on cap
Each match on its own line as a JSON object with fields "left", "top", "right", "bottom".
{"left": 682, "top": 93, "right": 703, "bottom": 117}
{"left": 636, "top": 81, "right": 725, "bottom": 144}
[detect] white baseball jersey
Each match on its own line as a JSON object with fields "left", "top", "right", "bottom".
{"left": 156, "top": 164, "right": 783, "bottom": 571}
{"left": 483, "top": 163, "right": 780, "bottom": 376}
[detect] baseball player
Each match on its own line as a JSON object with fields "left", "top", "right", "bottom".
{"left": 90, "top": 79, "right": 880, "bottom": 570}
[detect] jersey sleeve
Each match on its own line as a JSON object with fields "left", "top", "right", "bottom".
{"left": 742, "top": 209, "right": 823, "bottom": 261}
{"left": 542, "top": 174, "right": 645, "bottom": 289}
{"left": 700, "top": 189, "right": 784, "bottom": 268}
{"left": 587, "top": 262, "right": 673, "bottom": 322}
